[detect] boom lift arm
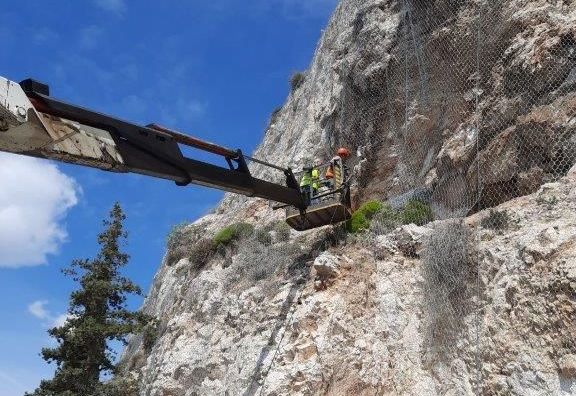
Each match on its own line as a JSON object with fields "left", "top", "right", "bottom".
{"left": 0, "top": 77, "right": 304, "bottom": 209}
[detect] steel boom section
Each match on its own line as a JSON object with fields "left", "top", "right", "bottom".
{"left": 0, "top": 77, "right": 304, "bottom": 208}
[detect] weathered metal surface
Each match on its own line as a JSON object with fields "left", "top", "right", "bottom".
{"left": 0, "top": 76, "right": 126, "bottom": 170}
{"left": 40, "top": 114, "right": 125, "bottom": 170}
{"left": 0, "top": 76, "right": 33, "bottom": 126}
{"left": 286, "top": 194, "right": 352, "bottom": 231}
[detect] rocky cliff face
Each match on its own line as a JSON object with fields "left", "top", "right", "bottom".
{"left": 122, "top": 1, "right": 576, "bottom": 395}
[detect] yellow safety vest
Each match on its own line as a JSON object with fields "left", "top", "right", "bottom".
{"left": 300, "top": 171, "right": 312, "bottom": 187}
{"left": 301, "top": 168, "right": 320, "bottom": 189}
{"left": 311, "top": 168, "right": 320, "bottom": 189}
{"left": 331, "top": 157, "right": 343, "bottom": 188}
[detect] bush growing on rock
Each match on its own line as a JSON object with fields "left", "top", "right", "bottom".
{"left": 370, "top": 204, "right": 401, "bottom": 235}
{"left": 166, "top": 223, "right": 208, "bottom": 265}
{"left": 226, "top": 239, "right": 286, "bottom": 288}
{"left": 273, "top": 221, "right": 292, "bottom": 240}
{"left": 223, "top": 231, "right": 303, "bottom": 292}
{"left": 421, "top": 220, "right": 475, "bottom": 353}
{"left": 401, "top": 199, "right": 434, "bottom": 226}
{"left": 290, "top": 71, "right": 306, "bottom": 92}
{"left": 168, "top": 238, "right": 217, "bottom": 270}
{"left": 259, "top": 221, "right": 292, "bottom": 243}
{"left": 189, "top": 238, "right": 217, "bottom": 270}
{"left": 213, "top": 222, "right": 255, "bottom": 247}
{"left": 142, "top": 319, "right": 160, "bottom": 353}
{"left": 348, "top": 200, "right": 384, "bottom": 233}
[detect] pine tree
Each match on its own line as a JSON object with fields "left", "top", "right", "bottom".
{"left": 27, "top": 203, "right": 150, "bottom": 396}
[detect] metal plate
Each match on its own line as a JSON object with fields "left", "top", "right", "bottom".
{"left": 286, "top": 198, "right": 352, "bottom": 231}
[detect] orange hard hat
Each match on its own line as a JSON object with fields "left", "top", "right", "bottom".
{"left": 337, "top": 147, "right": 350, "bottom": 158}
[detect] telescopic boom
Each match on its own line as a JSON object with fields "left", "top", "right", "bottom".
{"left": 0, "top": 77, "right": 304, "bottom": 209}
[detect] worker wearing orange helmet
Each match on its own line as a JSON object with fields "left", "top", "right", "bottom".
{"left": 325, "top": 147, "right": 350, "bottom": 190}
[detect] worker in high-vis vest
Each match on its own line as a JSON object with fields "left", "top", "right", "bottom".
{"left": 300, "top": 159, "right": 322, "bottom": 206}
{"left": 325, "top": 147, "right": 350, "bottom": 190}
{"left": 311, "top": 158, "right": 322, "bottom": 203}
{"left": 300, "top": 166, "right": 313, "bottom": 205}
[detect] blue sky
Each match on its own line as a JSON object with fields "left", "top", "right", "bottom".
{"left": 0, "top": 1, "right": 337, "bottom": 394}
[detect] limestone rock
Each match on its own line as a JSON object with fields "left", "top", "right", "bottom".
{"left": 313, "top": 251, "right": 340, "bottom": 279}
{"left": 559, "top": 354, "right": 576, "bottom": 378}
{"left": 390, "top": 224, "right": 430, "bottom": 258}
{"left": 120, "top": 1, "right": 576, "bottom": 395}
{"left": 123, "top": 159, "right": 576, "bottom": 396}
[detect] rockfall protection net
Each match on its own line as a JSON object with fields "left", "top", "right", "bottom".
{"left": 324, "top": 0, "right": 576, "bottom": 394}
{"left": 331, "top": 0, "right": 575, "bottom": 213}
{"left": 168, "top": 1, "right": 575, "bottom": 394}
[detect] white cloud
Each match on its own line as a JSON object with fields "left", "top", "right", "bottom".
{"left": 0, "top": 153, "right": 80, "bottom": 268}
{"left": 94, "top": 0, "right": 127, "bottom": 14}
{"left": 51, "top": 313, "right": 73, "bottom": 327}
{"left": 28, "top": 300, "right": 71, "bottom": 327}
{"left": 28, "top": 300, "right": 50, "bottom": 320}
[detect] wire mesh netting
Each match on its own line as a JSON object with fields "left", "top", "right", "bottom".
{"left": 324, "top": 0, "right": 576, "bottom": 393}
{"left": 333, "top": 0, "right": 575, "bottom": 212}
{"left": 152, "top": 1, "right": 575, "bottom": 394}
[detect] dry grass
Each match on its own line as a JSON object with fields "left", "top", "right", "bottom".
{"left": 420, "top": 220, "right": 476, "bottom": 355}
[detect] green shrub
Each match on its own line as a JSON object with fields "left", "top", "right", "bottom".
{"left": 290, "top": 71, "right": 306, "bottom": 92}
{"left": 370, "top": 204, "right": 401, "bottom": 235}
{"left": 213, "top": 222, "right": 254, "bottom": 247}
{"left": 142, "top": 319, "right": 160, "bottom": 353}
{"left": 348, "top": 200, "right": 384, "bottom": 233}
{"left": 401, "top": 199, "right": 434, "bottom": 226}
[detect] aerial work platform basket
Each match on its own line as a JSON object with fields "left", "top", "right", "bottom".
{"left": 284, "top": 154, "right": 352, "bottom": 231}
{"left": 285, "top": 190, "right": 352, "bottom": 231}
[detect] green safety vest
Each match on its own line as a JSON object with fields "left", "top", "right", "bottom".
{"left": 300, "top": 168, "right": 320, "bottom": 189}
{"left": 311, "top": 168, "right": 320, "bottom": 189}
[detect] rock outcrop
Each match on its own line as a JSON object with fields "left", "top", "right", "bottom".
{"left": 121, "top": 1, "right": 576, "bottom": 395}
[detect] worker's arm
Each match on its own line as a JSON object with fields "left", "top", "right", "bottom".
{"left": 0, "top": 77, "right": 304, "bottom": 208}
